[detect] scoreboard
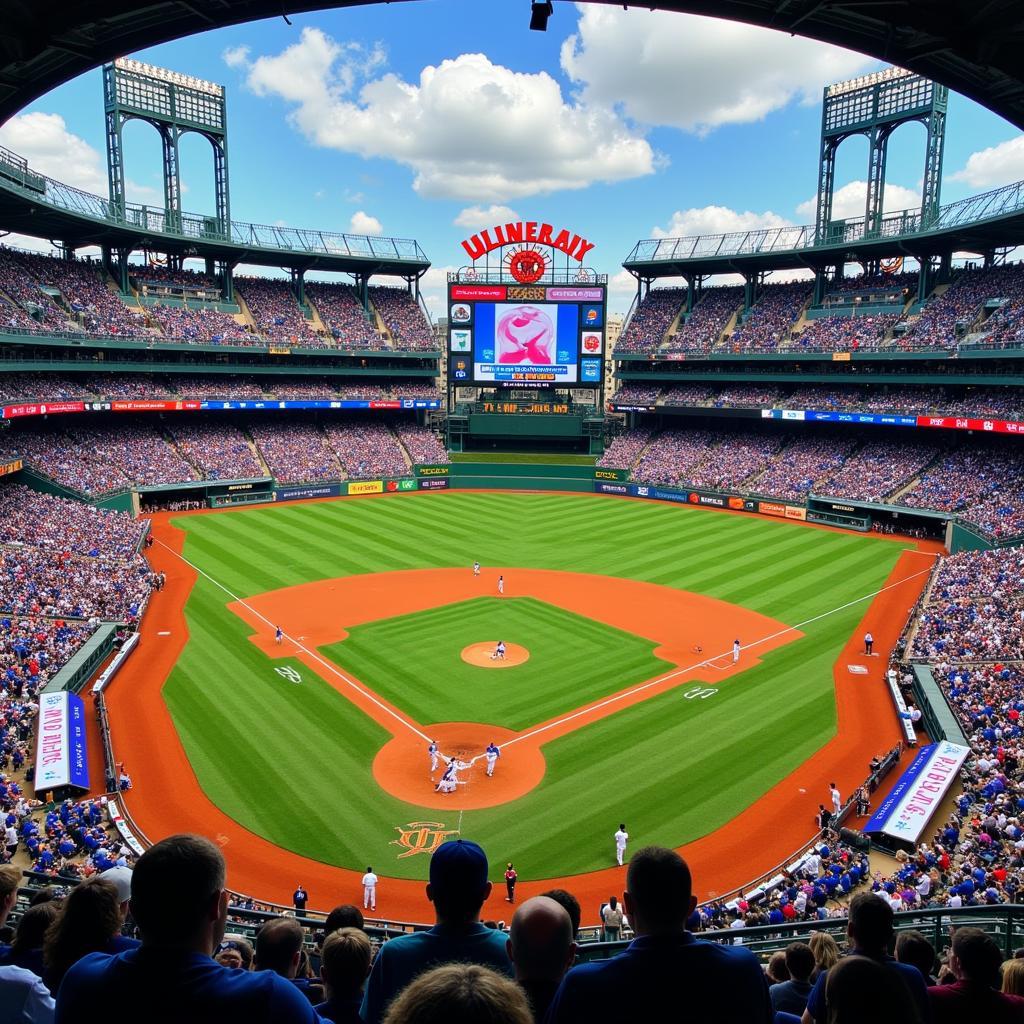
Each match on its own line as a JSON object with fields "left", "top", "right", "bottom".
{"left": 447, "top": 283, "right": 607, "bottom": 389}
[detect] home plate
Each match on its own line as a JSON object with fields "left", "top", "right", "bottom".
{"left": 847, "top": 664, "right": 868, "bottom": 675}
{"left": 157, "top": 630, "right": 171, "bottom": 636}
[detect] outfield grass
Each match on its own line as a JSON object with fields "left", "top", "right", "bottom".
{"left": 320, "top": 597, "right": 672, "bottom": 730}
{"left": 163, "top": 492, "right": 908, "bottom": 878}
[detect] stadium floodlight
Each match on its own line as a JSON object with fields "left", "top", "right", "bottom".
{"left": 529, "top": 2, "right": 553, "bottom": 31}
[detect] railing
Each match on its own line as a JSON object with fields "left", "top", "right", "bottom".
{"left": 0, "top": 145, "right": 428, "bottom": 265}
{"left": 625, "top": 178, "right": 1024, "bottom": 265}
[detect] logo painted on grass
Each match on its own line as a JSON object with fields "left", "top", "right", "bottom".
{"left": 391, "top": 821, "right": 459, "bottom": 859}
{"left": 274, "top": 666, "right": 302, "bottom": 684}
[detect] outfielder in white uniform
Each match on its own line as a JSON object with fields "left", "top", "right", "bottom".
{"left": 473, "top": 561, "right": 481, "bottom": 577}
{"left": 614, "top": 823, "right": 628, "bottom": 866}
{"left": 362, "top": 867, "right": 378, "bottom": 911}
{"left": 428, "top": 740, "right": 440, "bottom": 774}
{"left": 498, "top": 575, "right": 504, "bottom": 595}
{"left": 733, "top": 639, "right": 741, "bottom": 664}
{"left": 485, "top": 742, "right": 500, "bottom": 777}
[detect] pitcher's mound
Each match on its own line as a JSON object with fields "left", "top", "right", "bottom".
{"left": 461, "top": 642, "right": 529, "bottom": 668}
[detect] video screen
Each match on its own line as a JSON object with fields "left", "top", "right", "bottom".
{"left": 473, "top": 303, "right": 579, "bottom": 384}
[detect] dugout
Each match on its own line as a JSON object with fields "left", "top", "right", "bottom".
{"left": 808, "top": 496, "right": 948, "bottom": 539}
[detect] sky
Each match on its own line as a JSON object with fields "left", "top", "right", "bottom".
{"left": 1, "top": 0, "right": 1023, "bottom": 317}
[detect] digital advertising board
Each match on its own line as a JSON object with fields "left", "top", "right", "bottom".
{"left": 448, "top": 283, "right": 606, "bottom": 388}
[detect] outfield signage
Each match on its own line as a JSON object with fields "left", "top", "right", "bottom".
{"left": 761, "top": 408, "right": 1024, "bottom": 435}
{"left": 863, "top": 741, "right": 970, "bottom": 843}
{"left": 0, "top": 458, "right": 22, "bottom": 477}
{"left": 419, "top": 478, "right": 449, "bottom": 490}
{"left": 2, "top": 398, "right": 441, "bottom": 419}
{"left": 273, "top": 484, "right": 342, "bottom": 503}
{"left": 34, "top": 691, "right": 89, "bottom": 794}
{"left": 594, "top": 468, "right": 628, "bottom": 482}
{"left": 416, "top": 465, "right": 451, "bottom": 477}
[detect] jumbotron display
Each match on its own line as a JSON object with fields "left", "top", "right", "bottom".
{"left": 448, "top": 284, "right": 606, "bottom": 387}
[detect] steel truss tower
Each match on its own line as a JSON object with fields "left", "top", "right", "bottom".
{"left": 104, "top": 58, "right": 230, "bottom": 236}
{"left": 815, "top": 68, "right": 947, "bottom": 244}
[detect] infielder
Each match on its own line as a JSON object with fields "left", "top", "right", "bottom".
{"left": 427, "top": 739, "right": 440, "bottom": 774}
{"left": 490, "top": 641, "right": 506, "bottom": 661}
{"left": 732, "top": 638, "right": 741, "bottom": 664}
{"left": 435, "top": 761, "right": 458, "bottom": 794}
{"left": 497, "top": 575, "right": 505, "bottom": 596}
{"left": 473, "top": 561, "right": 481, "bottom": 577}
{"left": 485, "top": 742, "right": 501, "bottom": 777}
{"left": 275, "top": 626, "right": 283, "bottom": 645}
{"left": 864, "top": 631, "right": 874, "bottom": 655}
{"left": 362, "top": 866, "right": 378, "bottom": 911}
{"left": 614, "top": 823, "right": 628, "bottom": 866}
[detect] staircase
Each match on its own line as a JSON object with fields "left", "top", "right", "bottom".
{"left": 245, "top": 435, "right": 273, "bottom": 478}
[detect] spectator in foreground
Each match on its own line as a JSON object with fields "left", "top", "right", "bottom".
{"left": 255, "top": 917, "right": 314, "bottom": 1001}
{"left": 896, "top": 930, "right": 938, "bottom": 985}
{"left": 546, "top": 846, "right": 772, "bottom": 1023}
{"left": 1002, "top": 958, "right": 1024, "bottom": 997}
{"left": 539, "top": 889, "right": 581, "bottom": 939}
{"left": 808, "top": 932, "right": 840, "bottom": 980}
{"left": 316, "top": 927, "right": 372, "bottom": 1024}
{"left": 360, "top": 839, "right": 512, "bottom": 1024}
{"left": 381, "top": 963, "right": 532, "bottom": 1024}
{"left": 323, "top": 904, "right": 365, "bottom": 938}
{"left": 54, "top": 834, "right": 319, "bottom": 1023}
{"left": 802, "top": 893, "right": 929, "bottom": 1024}
{"left": 0, "top": 963, "right": 54, "bottom": 1024}
{"left": 1, "top": 901, "right": 60, "bottom": 977}
{"left": 824, "top": 955, "right": 923, "bottom": 1024}
{"left": 770, "top": 942, "right": 816, "bottom": 1017}
{"left": 0, "top": 865, "right": 19, "bottom": 955}
{"left": 507, "top": 896, "right": 577, "bottom": 1022}
{"left": 928, "top": 927, "right": 1024, "bottom": 1022}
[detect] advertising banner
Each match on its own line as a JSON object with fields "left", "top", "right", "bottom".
{"left": 546, "top": 288, "right": 604, "bottom": 301}
{"left": 0, "top": 459, "right": 22, "bottom": 477}
{"left": 273, "top": 484, "right": 341, "bottom": 503}
{"left": 348, "top": 480, "right": 384, "bottom": 496}
{"left": 863, "top": 741, "right": 970, "bottom": 843}
{"left": 916, "top": 415, "right": 1024, "bottom": 435}
{"left": 2, "top": 401, "right": 85, "bottom": 418}
{"left": 34, "top": 691, "right": 88, "bottom": 793}
{"left": 419, "top": 478, "right": 450, "bottom": 490}
{"left": 416, "top": 465, "right": 451, "bottom": 477}
{"left": 383, "top": 479, "right": 418, "bottom": 492}
{"left": 451, "top": 285, "right": 506, "bottom": 300}
{"left": 785, "top": 505, "right": 808, "bottom": 521}
{"left": 109, "top": 400, "right": 202, "bottom": 412}
{"left": 595, "top": 481, "right": 629, "bottom": 495}
{"left": 594, "top": 468, "right": 628, "bottom": 483}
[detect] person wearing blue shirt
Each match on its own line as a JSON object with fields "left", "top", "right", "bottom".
{"left": 547, "top": 847, "right": 772, "bottom": 1024}
{"left": 360, "top": 839, "right": 512, "bottom": 1024}
{"left": 801, "top": 893, "right": 930, "bottom": 1024}
{"left": 55, "top": 834, "right": 319, "bottom": 1024}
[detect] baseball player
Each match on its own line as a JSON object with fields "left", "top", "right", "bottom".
{"left": 362, "top": 866, "right": 378, "bottom": 911}
{"left": 473, "top": 561, "right": 481, "bottom": 577}
{"left": 490, "top": 641, "right": 506, "bottom": 661}
{"left": 864, "top": 631, "right": 874, "bottom": 655}
{"left": 614, "top": 823, "right": 628, "bottom": 866}
{"left": 497, "top": 575, "right": 505, "bottom": 596}
{"left": 485, "top": 742, "right": 501, "bottom": 777}
{"left": 275, "top": 626, "right": 283, "bottom": 645}
{"left": 830, "top": 782, "right": 842, "bottom": 817}
{"left": 427, "top": 739, "right": 440, "bottom": 774}
{"left": 435, "top": 759, "right": 459, "bottom": 794}
{"left": 732, "top": 638, "right": 741, "bottom": 664}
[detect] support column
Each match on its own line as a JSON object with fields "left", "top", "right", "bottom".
{"left": 222, "top": 263, "right": 235, "bottom": 302}
{"left": 160, "top": 125, "right": 182, "bottom": 234}
{"left": 815, "top": 139, "right": 838, "bottom": 243}
{"left": 865, "top": 126, "right": 892, "bottom": 237}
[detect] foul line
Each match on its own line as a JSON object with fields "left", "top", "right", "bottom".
{"left": 502, "top": 554, "right": 941, "bottom": 750}
{"left": 154, "top": 539, "right": 432, "bottom": 744}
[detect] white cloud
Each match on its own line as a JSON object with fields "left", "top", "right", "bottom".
{"left": 795, "top": 180, "right": 921, "bottom": 222}
{"left": 652, "top": 205, "right": 793, "bottom": 239}
{"left": 223, "top": 45, "right": 251, "bottom": 70}
{"left": 0, "top": 112, "right": 108, "bottom": 194}
{"left": 951, "top": 136, "right": 1024, "bottom": 189}
{"left": 244, "top": 27, "right": 657, "bottom": 201}
{"left": 609, "top": 269, "right": 640, "bottom": 294}
{"left": 349, "top": 210, "right": 383, "bottom": 235}
{"left": 453, "top": 205, "right": 519, "bottom": 230}
{"left": 561, "top": 5, "right": 877, "bottom": 135}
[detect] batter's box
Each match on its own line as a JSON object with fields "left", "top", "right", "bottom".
{"left": 847, "top": 664, "right": 869, "bottom": 675}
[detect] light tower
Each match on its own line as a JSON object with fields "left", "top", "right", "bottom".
{"left": 815, "top": 67, "right": 947, "bottom": 243}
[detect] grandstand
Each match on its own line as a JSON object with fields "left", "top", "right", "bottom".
{"left": 5, "top": 5, "right": 1024, "bottom": 1021}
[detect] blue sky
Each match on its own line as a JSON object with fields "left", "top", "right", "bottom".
{"left": 1, "top": 0, "right": 1022, "bottom": 315}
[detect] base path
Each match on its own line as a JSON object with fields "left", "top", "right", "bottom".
{"left": 109, "top": 507, "right": 942, "bottom": 923}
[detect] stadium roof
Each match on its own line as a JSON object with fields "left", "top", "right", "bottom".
{"left": 1, "top": 1, "right": 1023, "bottom": 131}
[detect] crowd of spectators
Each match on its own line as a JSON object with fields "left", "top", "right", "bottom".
{"left": 615, "top": 288, "right": 687, "bottom": 352}
{"left": 148, "top": 304, "right": 255, "bottom": 346}
{"left": 68, "top": 424, "right": 198, "bottom": 489}
{"left": 0, "top": 249, "right": 80, "bottom": 334}
{"left": 1, "top": 616, "right": 95, "bottom": 696}
{"left": 790, "top": 312, "right": 899, "bottom": 352}
{"left": 753, "top": 437, "right": 857, "bottom": 502}
{"left": 248, "top": 421, "right": 342, "bottom": 485}
{"left": 663, "top": 286, "right": 743, "bottom": 354}
{"left": 597, "top": 428, "right": 653, "bottom": 471}
{"left": 632, "top": 429, "right": 720, "bottom": 485}
{"left": 725, "top": 281, "right": 811, "bottom": 353}
{"left": 896, "top": 263, "right": 1024, "bottom": 350}
{"left": 307, "top": 284, "right": 383, "bottom": 350}
{"left": 368, "top": 286, "right": 435, "bottom": 351}
{"left": 685, "top": 432, "right": 784, "bottom": 491}
{"left": 818, "top": 270, "right": 917, "bottom": 308}
{"left": 234, "top": 278, "right": 322, "bottom": 348}
{"left": 817, "top": 441, "right": 940, "bottom": 503}
{"left": 166, "top": 422, "right": 265, "bottom": 481}
{"left": 394, "top": 425, "right": 448, "bottom": 465}
{"left": 322, "top": 421, "right": 407, "bottom": 479}
{"left": 608, "top": 383, "right": 664, "bottom": 406}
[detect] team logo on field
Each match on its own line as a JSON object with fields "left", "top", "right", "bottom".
{"left": 391, "top": 822, "right": 459, "bottom": 859}
{"left": 274, "top": 666, "right": 302, "bottom": 684}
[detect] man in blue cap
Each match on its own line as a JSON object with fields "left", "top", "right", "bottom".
{"left": 360, "top": 839, "right": 512, "bottom": 1024}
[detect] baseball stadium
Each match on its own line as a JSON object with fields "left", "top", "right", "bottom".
{"left": 1, "top": 1, "right": 1024, "bottom": 1020}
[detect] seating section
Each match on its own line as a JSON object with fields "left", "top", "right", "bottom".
{"left": 166, "top": 422, "right": 264, "bottom": 481}
{"left": 368, "top": 286, "right": 436, "bottom": 350}
{"left": 726, "top": 281, "right": 812, "bottom": 352}
{"left": 616, "top": 288, "right": 686, "bottom": 352}
{"left": 233, "top": 277, "right": 321, "bottom": 347}
{"left": 790, "top": 312, "right": 899, "bottom": 352}
{"left": 664, "top": 286, "right": 742, "bottom": 353}
{"left": 322, "top": 420, "right": 407, "bottom": 479}
{"left": 307, "top": 282, "right": 383, "bottom": 350}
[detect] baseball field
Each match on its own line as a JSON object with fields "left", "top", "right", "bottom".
{"left": 108, "top": 490, "right": 940, "bottom": 918}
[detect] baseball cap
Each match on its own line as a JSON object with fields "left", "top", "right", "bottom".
{"left": 429, "top": 839, "right": 488, "bottom": 894}
{"left": 102, "top": 865, "right": 133, "bottom": 903}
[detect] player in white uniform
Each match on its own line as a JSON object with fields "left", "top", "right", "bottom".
{"left": 732, "top": 639, "right": 741, "bottom": 664}
{"left": 614, "top": 823, "right": 628, "bottom": 866}
{"left": 473, "top": 561, "right": 481, "bottom": 577}
{"left": 485, "top": 742, "right": 500, "bottom": 777}
{"left": 497, "top": 575, "right": 505, "bottom": 595}
{"left": 361, "top": 866, "right": 378, "bottom": 911}
{"left": 435, "top": 760, "right": 458, "bottom": 794}
{"left": 490, "top": 641, "right": 506, "bottom": 661}
{"left": 427, "top": 739, "right": 440, "bottom": 774}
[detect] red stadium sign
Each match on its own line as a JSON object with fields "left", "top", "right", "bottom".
{"left": 109, "top": 400, "right": 202, "bottom": 412}
{"left": 460, "top": 221, "right": 595, "bottom": 263}
{"left": 1, "top": 401, "right": 85, "bottom": 418}
{"left": 916, "top": 415, "right": 1024, "bottom": 434}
